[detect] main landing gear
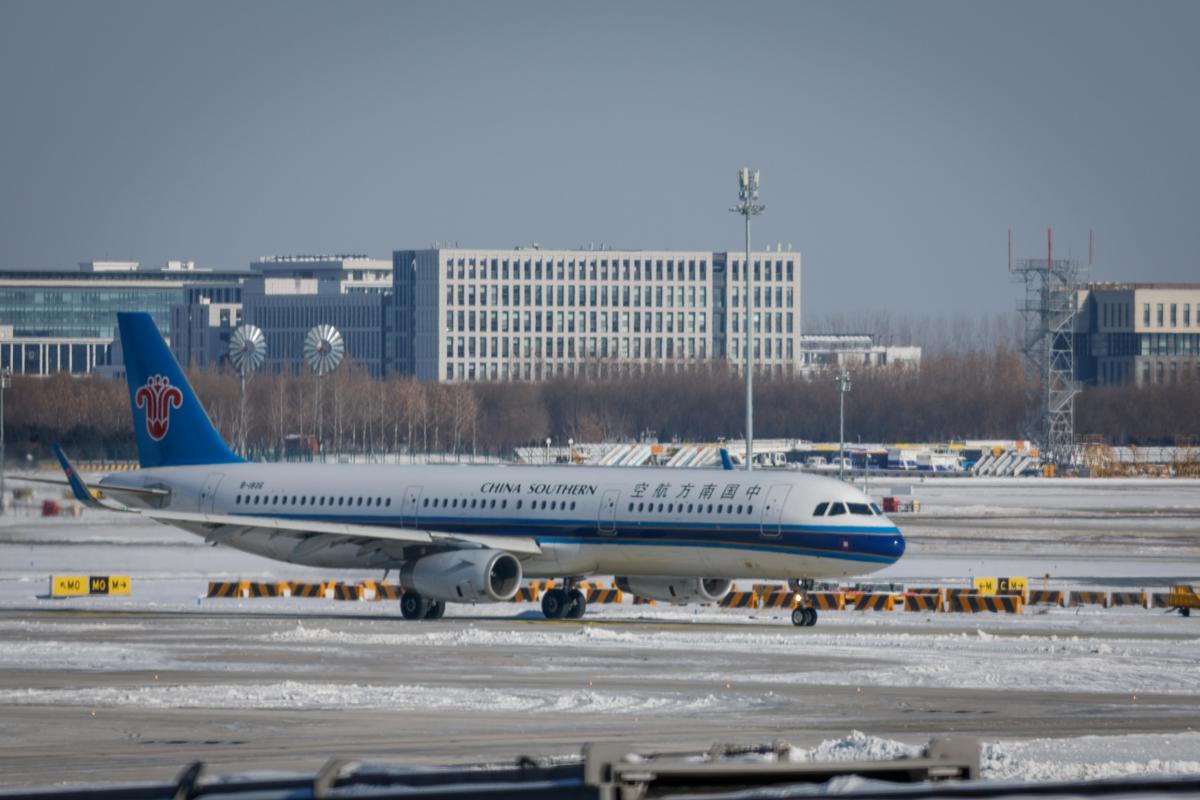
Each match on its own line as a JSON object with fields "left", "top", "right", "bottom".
{"left": 541, "top": 579, "right": 586, "bottom": 620}
{"left": 400, "top": 591, "right": 446, "bottom": 621}
{"left": 788, "top": 578, "right": 819, "bottom": 627}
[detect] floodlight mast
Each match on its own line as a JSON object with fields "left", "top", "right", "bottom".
{"left": 731, "top": 168, "right": 765, "bottom": 471}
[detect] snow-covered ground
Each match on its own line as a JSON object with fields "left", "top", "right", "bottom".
{"left": 0, "top": 478, "right": 1197, "bottom": 787}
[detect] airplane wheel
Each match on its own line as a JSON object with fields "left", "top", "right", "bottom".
{"left": 565, "top": 589, "right": 587, "bottom": 619}
{"left": 541, "top": 589, "right": 569, "bottom": 620}
{"left": 425, "top": 600, "right": 446, "bottom": 620}
{"left": 791, "top": 607, "right": 818, "bottom": 627}
{"left": 400, "top": 592, "right": 429, "bottom": 621}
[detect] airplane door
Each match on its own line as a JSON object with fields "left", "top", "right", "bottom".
{"left": 597, "top": 489, "right": 620, "bottom": 535}
{"left": 760, "top": 484, "right": 791, "bottom": 537}
{"left": 198, "top": 473, "right": 224, "bottom": 513}
{"left": 402, "top": 486, "right": 422, "bottom": 527}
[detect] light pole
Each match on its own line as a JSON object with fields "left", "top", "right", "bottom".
{"left": 545, "top": 437, "right": 552, "bottom": 465}
{"left": 568, "top": 437, "right": 574, "bottom": 464}
{"left": 0, "top": 368, "right": 10, "bottom": 514}
{"left": 836, "top": 370, "right": 852, "bottom": 480}
{"left": 731, "top": 168, "right": 765, "bottom": 471}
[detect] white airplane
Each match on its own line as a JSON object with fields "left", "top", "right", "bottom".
{"left": 44, "top": 312, "right": 904, "bottom": 626}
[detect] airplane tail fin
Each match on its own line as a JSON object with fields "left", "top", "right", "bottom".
{"left": 117, "top": 312, "right": 241, "bottom": 469}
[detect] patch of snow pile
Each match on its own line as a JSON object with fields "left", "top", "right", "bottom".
{"left": 786, "top": 731, "right": 924, "bottom": 763}
{"left": 784, "top": 731, "right": 1200, "bottom": 782}
{"left": 981, "top": 733, "right": 1200, "bottom": 782}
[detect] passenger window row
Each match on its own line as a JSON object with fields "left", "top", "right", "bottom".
{"left": 236, "top": 494, "right": 391, "bottom": 508}
{"left": 627, "top": 501, "right": 754, "bottom": 516}
{"left": 812, "top": 501, "right": 882, "bottom": 517}
{"left": 421, "top": 497, "right": 577, "bottom": 512}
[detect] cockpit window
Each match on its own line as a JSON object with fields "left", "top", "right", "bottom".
{"left": 848, "top": 502, "right": 873, "bottom": 515}
{"left": 828, "top": 502, "right": 847, "bottom": 516}
{"left": 813, "top": 502, "right": 829, "bottom": 516}
{"left": 869, "top": 503, "right": 883, "bottom": 515}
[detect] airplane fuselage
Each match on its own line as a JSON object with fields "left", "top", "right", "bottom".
{"left": 104, "top": 462, "right": 904, "bottom": 581}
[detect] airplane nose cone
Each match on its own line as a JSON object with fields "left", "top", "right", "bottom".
{"left": 887, "top": 521, "right": 906, "bottom": 561}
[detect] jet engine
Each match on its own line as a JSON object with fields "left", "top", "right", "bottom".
{"left": 400, "top": 549, "right": 522, "bottom": 603}
{"left": 614, "top": 576, "right": 733, "bottom": 605}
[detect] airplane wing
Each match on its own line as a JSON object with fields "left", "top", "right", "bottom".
{"left": 134, "top": 509, "right": 544, "bottom": 556}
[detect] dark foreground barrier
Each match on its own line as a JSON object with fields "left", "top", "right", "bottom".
{"left": 8, "top": 737, "right": 1200, "bottom": 799}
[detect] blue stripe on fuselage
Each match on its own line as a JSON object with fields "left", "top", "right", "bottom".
{"left": 224, "top": 511, "right": 905, "bottom": 564}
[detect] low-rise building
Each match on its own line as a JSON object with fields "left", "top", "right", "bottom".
{"left": 1076, "top": 283, "right": 1200, "bottom": 386}
{"left": 0, "top": 261, "right": 244, "bottom": 375}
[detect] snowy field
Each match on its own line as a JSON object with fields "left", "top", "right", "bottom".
{"left": 0, "top": 477, "right": 1197, "bottom": 788}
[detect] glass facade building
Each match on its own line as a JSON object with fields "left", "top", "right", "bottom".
{"left": 0, "top": 268, "right": 245, "bottom": 375}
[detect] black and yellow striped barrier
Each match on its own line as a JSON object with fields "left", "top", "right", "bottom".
{"left": 510, "top": 587, "right": 540, "bottom": 602}
{"left": 328, "top": 583, "right": 358, "bottom": 601}
{"left": 586, "top": 588, "right": 623, "bottom": 604}
{"left": 946, "top": 594, "right": 1023, "bottom": 613}
{"left": 632, "top": 595, "right": 657, "bottom": 605}
{"left": 291, "top": 582, "right": 325, "bottom": 598}
{"left": 808, "top": 592, "right": 845, "bottom": 610}
{"left": 903, "top": 592, "right": 941, "bottom": 612}
{"left": 853, "top": 593, "right": 895, "bottom": 611}
{"left": 1150, "top": 592, "right": 1172, "bottom": 608}
{"left": 907, "top": 587, "right": 942, "bottom": 596}
{"left": 1109, "top": 591, "right": 1147, "bottom": 608}
{"left": 944, "top": 588, "right": 976, "bottom": 602}
{"left": 528, "top": 580, "right": 556, "bottom": 592}
{"left": 206, "top": 581, "right": 241, "bottom": 598}
{"left": 1069, "top": 591, "right": 1108, "bottom": 608}
{"left": 51, "top": 575, "right": 131, "bottom": 598}
{"left": 1027, "top": 590, "right": 1065, "bottom": 606}
{"left": 354, "top": 581, "right": 402, "bottom": 601}
{"left": 758, "top": 589, "right": 797, "bottom": 609}
{"left": 719, "top": 591, "right": 758, "bottom": 608}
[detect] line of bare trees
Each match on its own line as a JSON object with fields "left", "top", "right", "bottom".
{"left": 3, "top": 352, "right": 1197, "bottom": 463}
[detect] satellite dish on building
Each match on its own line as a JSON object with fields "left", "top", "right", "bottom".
{"left": 228, "top": 325, "right": 266, "bottom": 376}
{"left": 304, "top": 324, "right": 344, "bottom": 376}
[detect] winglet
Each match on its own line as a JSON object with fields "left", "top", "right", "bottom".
{"left": 52, "top": 444, "right": 106, "bottom": 509}
{"left": 719, "top": 448, "right": 735, "bottom": 471}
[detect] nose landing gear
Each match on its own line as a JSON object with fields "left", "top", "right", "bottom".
{"left": 788, "top": 578, "right": 819, "bottom": 627}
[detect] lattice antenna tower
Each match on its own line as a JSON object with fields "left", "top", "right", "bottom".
{"left": 1011, "top": 228, "right": 1087, "bottom": 469}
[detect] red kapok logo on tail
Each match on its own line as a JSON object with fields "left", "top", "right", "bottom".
{"left": 135, "top": 374, "right": 183, "bottom": 441}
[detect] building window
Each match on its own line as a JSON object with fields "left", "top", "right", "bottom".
{"left": 1157, "top": 304, "right": 1164, "bottom": 326}
{"left": 1171, "top": 304, "right": 1178, "bottom": 326}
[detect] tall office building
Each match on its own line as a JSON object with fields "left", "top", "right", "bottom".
{"left": 391, "top": 247, "right": 801, "bottom": 382}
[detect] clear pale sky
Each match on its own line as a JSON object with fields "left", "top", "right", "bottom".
{"left": 2, "top": 0, "right": 1197, "bottom": 314}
